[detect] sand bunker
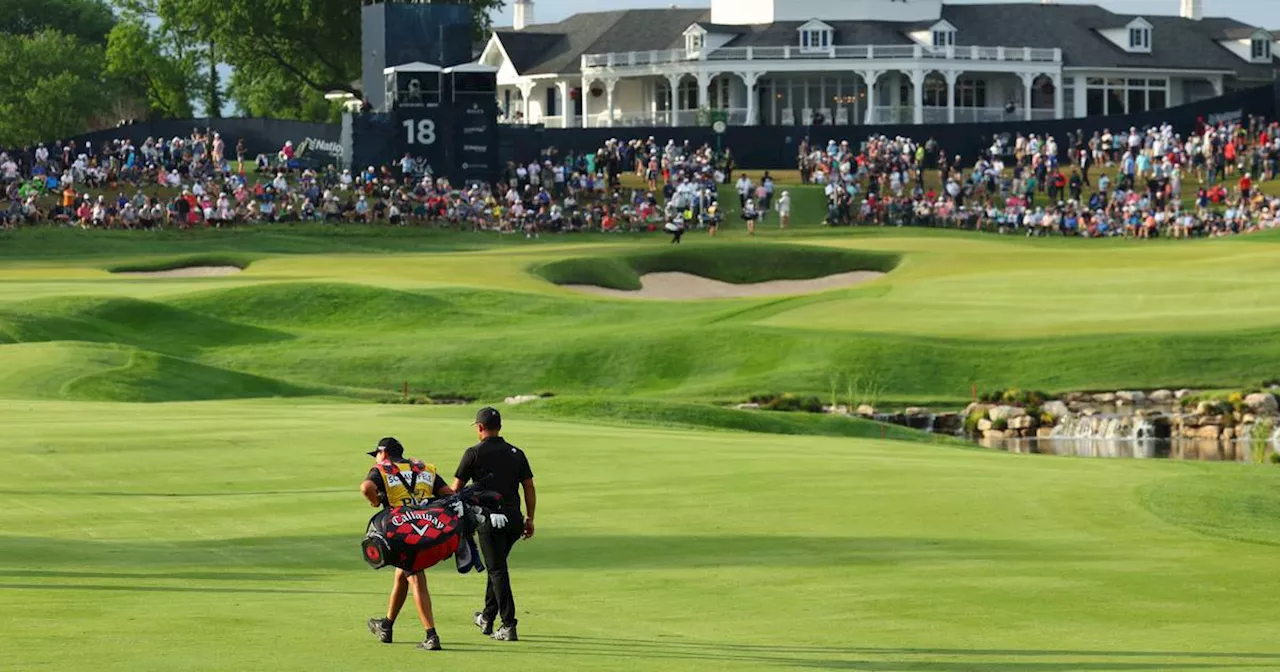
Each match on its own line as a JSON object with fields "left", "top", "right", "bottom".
{"left": 115, "top": 266, "right": 244, "bottom": 278}
{"left": 565, "top": 271, "right": 884, "bottom": 300}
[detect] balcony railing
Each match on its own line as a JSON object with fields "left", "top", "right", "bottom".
{"left": 582, "top": 45, "right": 1061, "bottom": 70}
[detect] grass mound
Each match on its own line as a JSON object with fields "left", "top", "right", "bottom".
{"left": 1138, "top": 471, "right": 1280, "bottom": 547}
{"left": 0, "top": 297, "right": 289, "bottom": 355}
{"left": 0, "top": 342, "right": 309, "bottom": 402}
{"left": 105, "top": 253, "right": 253, "bottom": 273}
{"left": 516, "top": 396, "right": 953, "bottom": 444}
{"left": 534, "top": 243, "right": 899, "bottom": 290}
{"left": 170, "top": 283, "right": 462, "bottom": 331}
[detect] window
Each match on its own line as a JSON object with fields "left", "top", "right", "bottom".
{"left": 1084, "top": 76, "right": 1166, "bottom": 115}
{"left": 545, "top": 87, "right": 558, "bottom": 117}
{"left": 956, "top": 78, "right": 987, "bottom": 108}
{"left": 1128, "top": 27, "right": 1150, "bottom": 51}
{"left": 800, "top": 29, "right": 831, "bottom": 51}
{"left": 686, "top": 32, "right": 703, "bottom": 55}
{"left": 1251, "top": 38, "right": 1271, "bottom": 60}
{"left": 679, "top": 78, "right": 698, "bottom": 109}
{"left": 932, "top": 30, "right": 955, "bottom": 48}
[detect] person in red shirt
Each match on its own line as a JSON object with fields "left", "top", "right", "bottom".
{"left": 1240, "top": 174, "right": 1252, "bottom": 200}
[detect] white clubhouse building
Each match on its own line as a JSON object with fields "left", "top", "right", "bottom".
{"left": 478, "top": 0, "right": 1277, "bottom": 127}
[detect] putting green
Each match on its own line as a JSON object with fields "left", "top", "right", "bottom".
{"left": 1, "top": 225, "right": 1279, "bottom": 670}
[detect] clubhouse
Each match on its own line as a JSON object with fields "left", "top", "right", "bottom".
{"left": 479, "top": 0, "right": 1277, "bottom": 128}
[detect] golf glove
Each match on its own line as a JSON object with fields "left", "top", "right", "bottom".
{"left": 489, "top": 513, "right": 509, "bottom": 529}
{"left": 449, "top": 501, "right": 465, "bottom": 518}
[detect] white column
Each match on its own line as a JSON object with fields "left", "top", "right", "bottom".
{"left": 1210, "top": 75, "right": 1224, "bottom": 97}
{"left": 517, "top": 81, "right": 534, "bottom": 123}
{"left": 737, "top": 71, "right": 762, "bottom": 126}
{"left": 557, "top": 80, "right": 574, "bottom": 128}
{"left": 604, "top": 77, "right": 617, "bottom": 127}
{"left": 1073, "top": 75, "right": 1087, "bottom": 118}
{"left": 580, "top": 77, "right": 590, "bottom": 128}
{"left": 666, "top": 73, "right": 682, "bottom": 127}
{"left": 1051, "top": 72, "right": 1064, "bottom": 120}
{"left": 910, "top": 69, "right": 924, "bottom": 125}
{"left": 861, "top": 71, "right": 882, "bottom": 125}
{"left": 945, "top": 70, "right": 958, "bottom": 124}
{"left": 1019, "top": 72, "right": 1034, "bottom": 121}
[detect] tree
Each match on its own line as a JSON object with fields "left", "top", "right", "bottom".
{"left": 148, "top": 0, "right": 504, "bottom": 121}
{"left": 1, "top": 0, "right": 116, "bottom": 42}
{"left": 104, "top": 19, "right": 198, "bottom": 119}
{"left": 0, "top": 31, "right": 108, "bottom": 146}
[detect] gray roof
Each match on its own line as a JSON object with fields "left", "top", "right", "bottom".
{"left": 494, "top": 3, "right": 1276, "bottom": 79}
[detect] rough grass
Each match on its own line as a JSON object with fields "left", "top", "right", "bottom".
{"left": 1138, "top": 471, "right": 1280, "bottom": 547}
{"left": 514, "top": 396, "right": 952, "bottom": 443}
{"left": 0, "top": 342, "right": 309, "bottom": 402}
{"left": 533, "top": 242, "right": 900, "bottom": 289}
{"left": 105, "top": 253, "right": 254, "bottom": 273}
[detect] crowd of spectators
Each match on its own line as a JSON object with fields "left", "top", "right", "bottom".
{"left": 0, "top": 132, "right": 739, "bottom": 235}
{"left": 800, "top": 114, "right": 1280, "bottom": 237}
{"left": 4, "top": 114, "right": 1280, "bottom": 239}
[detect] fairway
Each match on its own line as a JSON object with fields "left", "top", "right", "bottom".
{"left": 2, "top": 225, "right": 1280, "bottom": 671}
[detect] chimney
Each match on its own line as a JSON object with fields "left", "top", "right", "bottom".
{"left": 1180, "top": 0, "right": 1202, "bottom": 21}
{"left": 513, "top": 0, "right": 533, "bottom": 30}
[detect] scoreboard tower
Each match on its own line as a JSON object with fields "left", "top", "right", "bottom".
{"left": 350, "top": 1, "right": 499, "bottom": 185}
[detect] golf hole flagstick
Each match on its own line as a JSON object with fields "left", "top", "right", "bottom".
{"left": 362, "top": 482, "right": 503, "bottom": 574}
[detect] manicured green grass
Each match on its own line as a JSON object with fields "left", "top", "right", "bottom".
{"left": 3, "top": 225, "right": 1280, "bottom": 669}
{"left": 2, "top": 401, "right": 1279, "bottom": 671}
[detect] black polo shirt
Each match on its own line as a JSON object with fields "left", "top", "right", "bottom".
{"left": 455, "top": 437, "right": 533, "bottom": 516}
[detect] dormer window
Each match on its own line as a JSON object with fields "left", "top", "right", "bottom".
{"left": 797, "top": 20, "right": 833, "bottom": 53}
{"left": 929, "top": 20, "right": 956, "bottom": 48}
{"left": 684, "top": 26, "right": 705, "bottom": 56}
{"left": 1126, "top": 18, "right": 1152, "bottom": 53}
{"left": 1252, "top": 38, "right": 1271, "bottom": 60}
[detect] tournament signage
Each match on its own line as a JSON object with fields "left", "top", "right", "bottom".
{"left": 453, "top": 99, "right": 498, "bottom": 185}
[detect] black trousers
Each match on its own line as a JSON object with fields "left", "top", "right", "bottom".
{"left": 477, "top": 519, "right": 523, "bottom": 627}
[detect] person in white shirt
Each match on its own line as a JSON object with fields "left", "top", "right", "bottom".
{"left": 777, "top": 190, "right": 791, "bottom": 229}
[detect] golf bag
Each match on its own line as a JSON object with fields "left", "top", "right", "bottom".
{"left": 361, "top": 484, "right": 501, "bottom": 573}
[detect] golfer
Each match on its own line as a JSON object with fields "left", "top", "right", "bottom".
{"left": 452, "top": 407, "right": 536, "bottom": 642}
{"left": 362, "top": 437, "right": 454, "bottom": 651}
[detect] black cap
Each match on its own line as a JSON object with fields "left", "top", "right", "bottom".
{"left": 368, "top": 436, "right": 404, "bottom": 457}
{"left": 474, "top": 406, "right": 501, "bottom": 430}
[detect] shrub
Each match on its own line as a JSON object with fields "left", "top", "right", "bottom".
{"left": 963, "top": 409, "right": 986, "bottom": 435}
{"left": 1001, "top": 388, "right": 1021, "bottom": 404}
{"left": 992, "top": 418, "right": 1009, "bottom": 431}
{"left": 1228, "top": 392, "right": 1245, "bottom": 414}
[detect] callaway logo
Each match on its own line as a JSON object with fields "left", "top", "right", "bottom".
{"left": 411, "top": 523, "right": 434, "bottom": 537}
{"left": 390, "top": 509, "right": 446, "bottom": 528}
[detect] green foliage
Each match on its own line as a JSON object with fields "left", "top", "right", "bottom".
{"left": 104, "top": 19, "right": 197, "bottom": 119}
{"left": 963, "top": 409, "right": 986, "bottom": 435}
{"left": 992, "top": 417, "right": 1009, "bottom": 431}
{"left": 762, "top": 393, "right": 824, "bottom": 414}
{"left": 1, "top": 0, "right": 115, "bottom": 43}
{"left": 0, "top": 31, "right": 108, "bottom": 146}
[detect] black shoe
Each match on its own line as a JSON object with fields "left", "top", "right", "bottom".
{"left": 416, "top": 631, "right": 442, "bottom": 651}
{"left": 367, "top": 617, "right": 393, "bottom": 644}
{"left": 492, "top": 624, "right": 518, "bottom": 641}
{"left": 474, "top": 611, "right": 494, "bottom": 636}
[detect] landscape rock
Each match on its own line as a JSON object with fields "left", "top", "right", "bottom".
{"left": 983, "top": 429, "right": 1007, "bottom": 441}
{"left": 977, "top": 419, "right": 994, "bottom": 432}
{"left": 856, "top": 404, "right": 876, "bottom": 417}
{"left": 1175, "top": 389, "right": 1195, "bottom": 400}
{"left": 504, "top": 395, "right": 542, "bottom": 405}
{"left": 1222, "top": 427, "right": 1235, "bottom": 440}
{"left": 1043, "top": 401, "right": 1070, "bottom": 419}
{"left": 735, "top": 403, "right": 761, "bottom": 410}
{"left": 988, "top": 405, "right": 1016, "bottom": 422}
{"left": 1196, "top": 425, "right": 1221, "bottom": 440}
{"left": 1244, "top": 393, "right": 1278, "bottom": 414}
{"left": 1243, "top": 413, "right": 1256, "bottom": 425}
{"left": 1116, "top": 391, "right": 1146, "bottom": 405}
{"left": 933, "top": 413, "right": 963, "bottom": 434}
{"left": 1037, "top": 427, "right": 1056, "bottom": 438}
{"left": 1008, "top": 415, "right": 1038, "bottom": 431}
{"left": 1094, "top": 392, "right": 1117, "bottom": 404}
{"left": 1149, "top": 389, "right": 1175, "bottom": 403}
{"left": 1195, "top": 401, "right": 1216, "bottom": 416}
{"left": 1064, "top": 392, "right": 1090, "bottom": 403}
{"left": 904, "top": 407, "right": 928, "bottom": 417}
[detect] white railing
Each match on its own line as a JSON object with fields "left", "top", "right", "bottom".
{"left": 582, "top": 45, "right": 1061, "bottom": 70}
